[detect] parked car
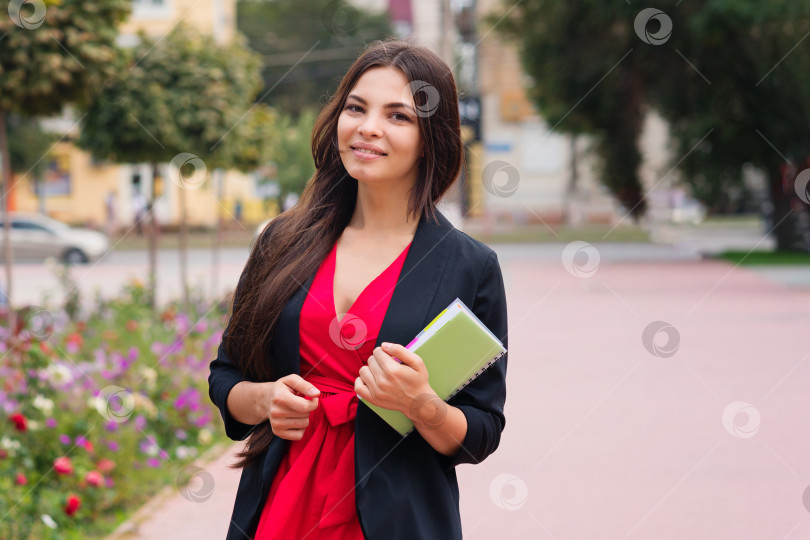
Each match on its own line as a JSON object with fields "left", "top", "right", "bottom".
{"left": 0, "top": 212, "right": 110, "bottom": 264}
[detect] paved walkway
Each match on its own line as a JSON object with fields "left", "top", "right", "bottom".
{"left": 108, "top": 244, "right": 810, "bottom": 539}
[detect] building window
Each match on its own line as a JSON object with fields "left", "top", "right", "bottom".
{"left": 132, "top": 0, "right": 171, "bottom": 19}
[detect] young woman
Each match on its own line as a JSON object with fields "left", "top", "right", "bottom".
{"left": 208, "top": 39, "right": 508, "bottom": 540}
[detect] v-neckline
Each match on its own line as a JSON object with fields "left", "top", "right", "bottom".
{"left": 331, "top": 239, "right": 412, "bottom": 325}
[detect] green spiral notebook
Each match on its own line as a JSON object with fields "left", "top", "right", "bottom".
{"left": 360, "top": 297, "right": 506, "bottom": 436}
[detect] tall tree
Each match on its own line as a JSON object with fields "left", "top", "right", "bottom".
{"left": 7, "top": 115, "right": 58, "bottom": 214}
{"left": 237, "top": 0, "right": 393, "bottom": 116}
{"left": 491, "top": 0, "right": 810, "bottom": 250}
{"left": 646, "top": 1, "right": 810, "bottom": 251}
{"left": 491, "top": 0, "right": 652, "bottom": 220}
{"left": 79, "top": 25, "right": 265, "bottom": 306}
{"left": 0, "top": 0, "right": 130, "bottom": 316}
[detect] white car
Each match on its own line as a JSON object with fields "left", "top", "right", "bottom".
{"left": 0, "top": 212, "right": 110, "bottom": 264}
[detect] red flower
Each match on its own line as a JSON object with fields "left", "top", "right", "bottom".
{"left": 54, "top": 456, "right": 73, "bottom": 475}
{"left": 97, "top": 458, "right": 116, "bottom": 473}
{"left": 85, "top": 470, "right": 104, "bottom": 487}
{"left": 15, "top": 473, "right": 27, "bottom": 486}
{"left": 76, "top": 321, "right": 87, "bottom": 332}
{"left": 64, "top": 493, "right": 81, "bottom": 516}
{"left": 66, "top": 332, "right": 83, "bottom": 347}
{"left": 126, "top": 320, "right": 138, "bottom": 331}
{"left": 82, "top": 440, "right": 95, "bottom": 453}
{"left": 9, "top": 412, "right": 26, "bottom": 432}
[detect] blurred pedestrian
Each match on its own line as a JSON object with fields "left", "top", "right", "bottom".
{"left": 104, "top": 190, "right": 117, "bottom": 238}
{"left": 132, "top": 190, "right": 147, "bottom": 236}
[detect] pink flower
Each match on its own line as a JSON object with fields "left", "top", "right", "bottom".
{"left": 54, "top": 456, "right": 73, "bottom": 475}
{"left": 9, "top": 412, "right": 26, "bottom": 432}
{"left": 15, "top": 473, "right": 27, "bottom": 485}
{"left": 97, "top": 458, "right": 115, "bottom": 473}
{"left": 64, "top": 493, "right": 81, "bottom": 516}
{"left": 85, "top": 470, "right": 103, "bottom": 487}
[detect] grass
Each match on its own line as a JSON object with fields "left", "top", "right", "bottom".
{"left": 468, "top": 224, "right": 650, "bottom": 244}
{"left": 108, "top": 223, "right": 650, "bottom": 251}
{"left": 715, "top": 250, "right": 810, "bottom": 265}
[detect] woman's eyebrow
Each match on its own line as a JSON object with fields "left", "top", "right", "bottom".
{"left": 347, "top": 94, "right": 415, "bottom": 114}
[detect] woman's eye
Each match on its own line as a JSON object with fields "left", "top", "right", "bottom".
{"left": 392, "top": 113, "right": 410, "bottom": 122}
{"left": 346, "top": 104, "right": 363, "bottom": 113}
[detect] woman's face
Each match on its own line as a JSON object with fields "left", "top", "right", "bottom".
{"left": 337, "top": 66, "right": 424, "bottom": 187}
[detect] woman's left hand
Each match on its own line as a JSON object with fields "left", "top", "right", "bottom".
{"left": 355, "top": 342, "right": 433, "bottom": 415}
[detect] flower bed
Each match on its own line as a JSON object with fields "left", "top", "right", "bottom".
{"left": 0, "top": 277, "right": 231, "bottom": 539}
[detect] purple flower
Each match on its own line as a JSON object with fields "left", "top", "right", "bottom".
{"left": 75, "top": 435, "right": 87, "bottom": 447}
{"left": 65, "top": 341, "right": 79, "bottom": 354}
{"left": 146, "top": 457, "right": 160, "bottom": 468}
{"left": 175, "top": 313, "right": 190, "bottom": 334}
{"left": 105, "top": 477, "right": 114, "bottom": 488}
{"left": 59, "top": 434, "right": 71, "bottom": 445}
{"left": 107, "top": 440, "right": 119, "bottom": 452}
{"left": 105, "top": 420, "right": 118, "bottom": 432}
{"left": 159, "top": 449, "right": 169, "bottom": 460}
{"left": 134, "top": 415, "right": 146, "bottom": 431}
{"left": 193, "top": 413, "right": 211, "bottom": 428}
{"left": 175, "top": 429, "right": 187, "bottom": 440}
{"left": 46, "top": 418, "right": 57, "bottom": 428}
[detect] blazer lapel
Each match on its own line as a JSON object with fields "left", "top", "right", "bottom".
{"left": 260, "top": 207, "right": 456, "bottom": 509}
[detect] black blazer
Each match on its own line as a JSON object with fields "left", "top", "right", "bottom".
{"left": 208, "top": 208, "right": 509, "bottom": 539}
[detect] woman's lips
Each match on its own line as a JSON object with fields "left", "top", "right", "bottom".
{"left": 351, "top": 147, "right": 386, "bottom": 161}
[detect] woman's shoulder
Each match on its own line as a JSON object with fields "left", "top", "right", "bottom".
{"left": 444, "top": 225, "right": 498, "bottom": 267}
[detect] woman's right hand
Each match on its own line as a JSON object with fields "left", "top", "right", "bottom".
{"left": 263, "top": 375, "right": 320, "bottom": 441}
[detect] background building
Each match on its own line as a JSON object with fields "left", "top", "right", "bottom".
{"left": 13, "top": 0, "right": 269, "bottom": 230}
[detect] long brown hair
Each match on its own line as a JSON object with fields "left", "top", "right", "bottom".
{"left": 224, "top": 38, "right": 464, "bottom": 469}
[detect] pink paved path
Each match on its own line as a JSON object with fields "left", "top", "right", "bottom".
{"left": 110, "top": 253, "right": 810, "bottom": 539}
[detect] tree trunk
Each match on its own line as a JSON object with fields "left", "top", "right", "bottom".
{"left": 769, "top": 163, "right": 810, "bottom": 252}
{"left": 564, "top": 135, "right": 579, "bottom": 225}
{"left": 148, "top": 162, "right": 160, "bottom": 307}
{"left": 0, "top": 111, "right": 14, "bottom": 328}
{"left": 178, "top": 179, "right": 190, "bottom": 308}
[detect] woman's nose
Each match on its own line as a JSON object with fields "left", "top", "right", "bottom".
{"left": 358, "top": 114, "right": 382, "bottom": 137}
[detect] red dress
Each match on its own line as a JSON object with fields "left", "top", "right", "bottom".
{"left": 254, "top": 238, "right": 413, "bottom": 540}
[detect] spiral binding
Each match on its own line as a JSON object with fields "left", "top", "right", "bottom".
{"left": 444, "top": 349, "right": 506, "bottom": 402}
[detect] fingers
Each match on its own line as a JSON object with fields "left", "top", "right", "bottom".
{"left": 282, "top": 374, "right": 321, "bottom": 398}
{"left": 277, "top": 375, "right": 320, "bottom": 414}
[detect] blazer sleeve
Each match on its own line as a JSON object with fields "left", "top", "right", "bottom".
{"left": 207, "top": 222, "right": 279, "bottom": 441}
{"left": 435, "top": 250, "right": 508, "bottom": 470}
{"left": 207, "top": 277, "right": 259, "bottom": 442}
